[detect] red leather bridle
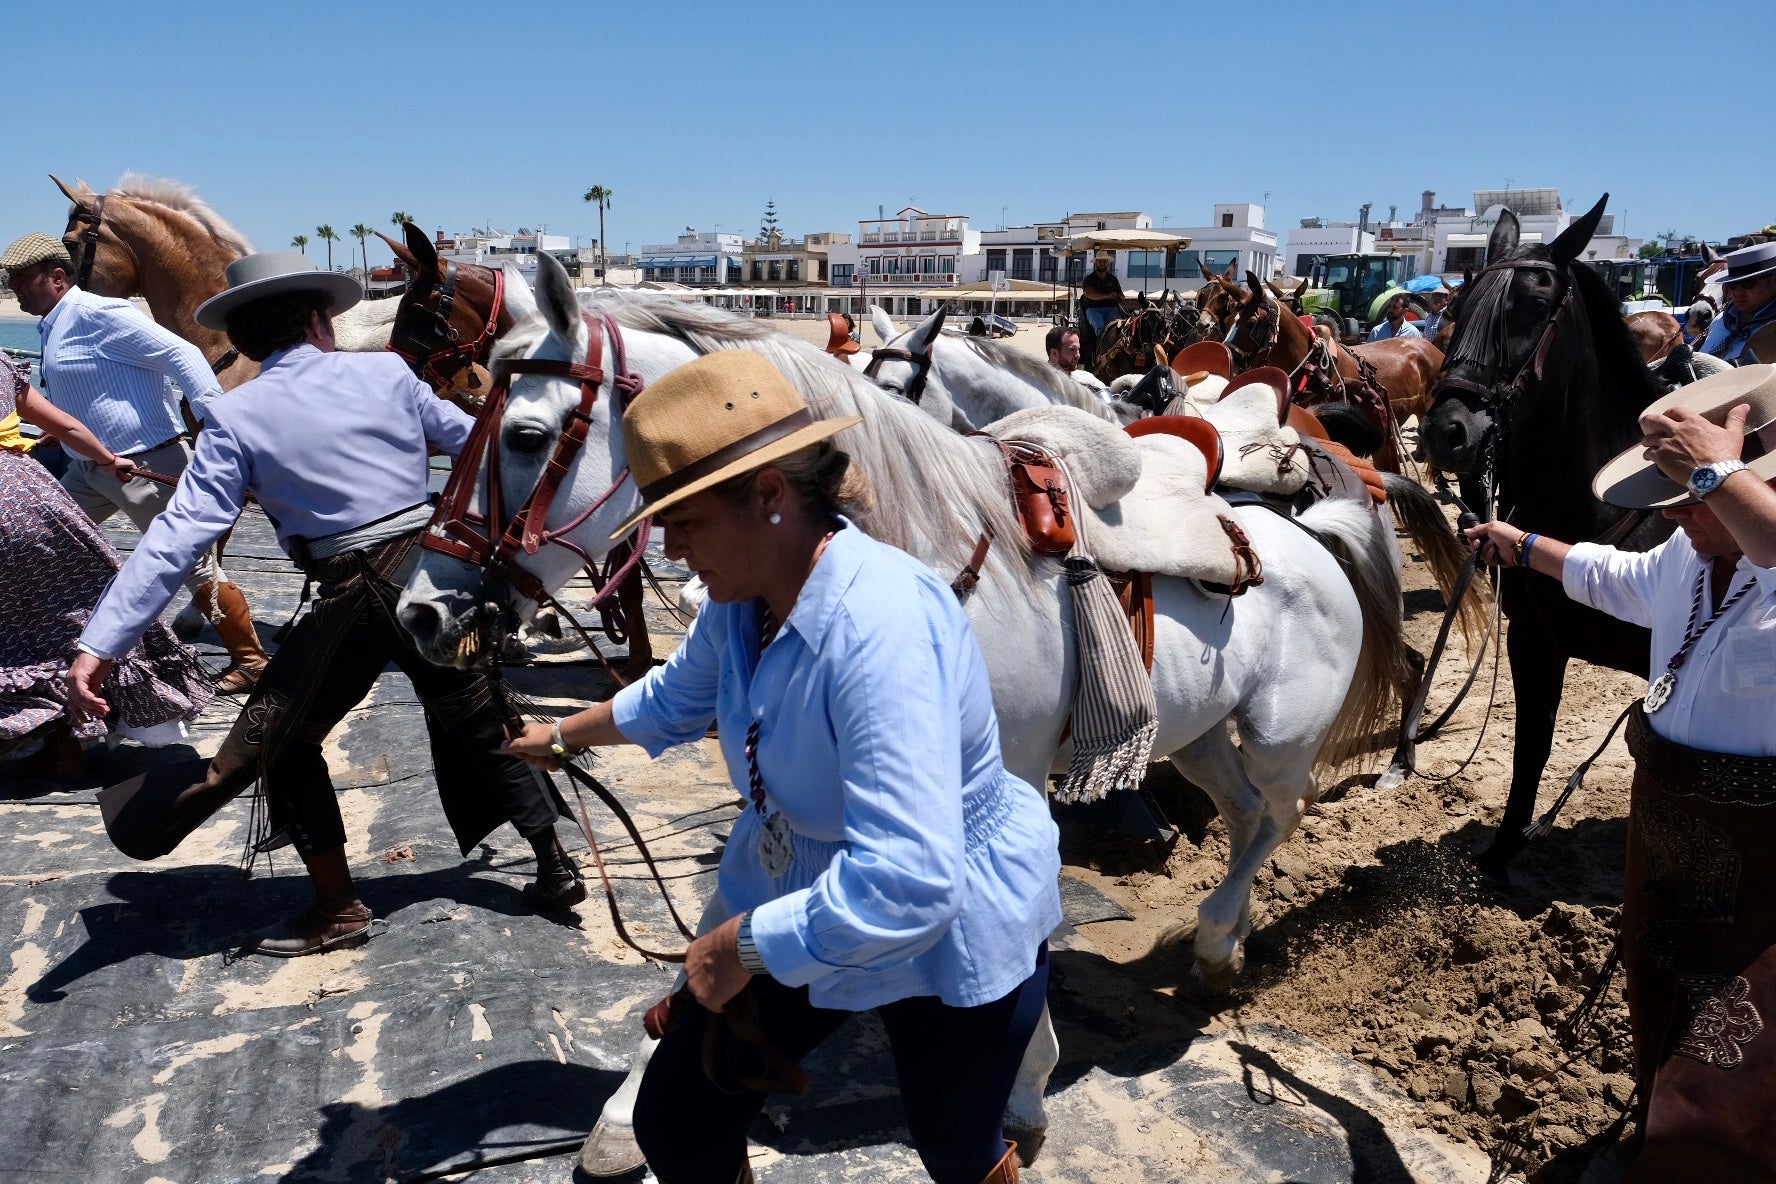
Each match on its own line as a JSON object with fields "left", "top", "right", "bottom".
{"left": 422, "top": 310, "right": 644, "bottom": 605}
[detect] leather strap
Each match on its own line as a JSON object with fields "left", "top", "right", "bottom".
{"left": 637, "top": 407, "right": 815, "bottom": 503}
{"left": 950, "top": 528, "right": 994, "bottom": 602}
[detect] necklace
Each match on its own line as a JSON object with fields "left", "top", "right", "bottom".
{"left": 745, "top": 527, "right": 840, "bottom": 878}
{"left": 1645, "top": 565, "right": 1753, "bottom": 713}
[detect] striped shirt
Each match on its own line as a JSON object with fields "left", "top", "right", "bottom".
{"left": 38, "top": 286, "right": 223, "bottom": 455}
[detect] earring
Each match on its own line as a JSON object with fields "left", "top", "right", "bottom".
{"left": 769, "top": 513, "right": 782, "bottom": 525}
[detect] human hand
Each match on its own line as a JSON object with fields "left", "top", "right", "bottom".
{"left": 65, "top": 653, "right": 114, "bottom": 722}
{"left": 102, "top": 454, "right": 138, "bottom": 482}
{"left": 685, "top": 914, "right": 751, "bottom": 1012}
{"left": 1641, "top": 404, "right": 1748, "bottom": 485}
{"left": 1462, "top": 519, "right": 1525, "bottom": 568}
{"left": 499, "top": 720, "right": 560, "bottom": 771}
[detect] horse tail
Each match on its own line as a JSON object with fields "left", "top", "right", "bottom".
{"left": 1296, "top": 494, "right": 1411, "bottom": 774}
{"left": 1381, "top": 473, "right": 1489, "bottom": 648}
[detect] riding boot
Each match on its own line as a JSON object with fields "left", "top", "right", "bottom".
{"left": 528, "top": 828, "right": 588, "bottom": 911}
{"left": 197, "top": 580, "right": 269, "bottom": 694}
{"left": 7, "top": 720, "right": 86, "bottom": 780}
{"left": 980, "top": 1141, "right": 1020, "bottom": 1184}
{"left": 249, "top": 845, "right": 375, "bottom": 958}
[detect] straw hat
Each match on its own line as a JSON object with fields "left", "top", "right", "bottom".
{"left": 1593, "top": 364, "right": 1776, "bottom": 509}
{"left": 610, "top": 351, "right": 860, "bottom": 537}
{"left": 194, "top": 251, "right": 363, "bottom": 329}
{"left": 0, "top": 232, "right": 73, "bottom": 273}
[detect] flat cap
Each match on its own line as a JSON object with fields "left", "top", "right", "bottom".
{"left": 1, "top": 232, "right": 73, "bottom": 273}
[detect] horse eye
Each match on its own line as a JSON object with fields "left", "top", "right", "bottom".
{"left": 506, "top": 425, "right": 550, "bottom": 454}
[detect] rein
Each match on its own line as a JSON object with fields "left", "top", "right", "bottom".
{"left": 70, "top": 196, "right": 106, "bottom": 290}
{"left": 863, "top": 340, "right": 934, "bottom": 405}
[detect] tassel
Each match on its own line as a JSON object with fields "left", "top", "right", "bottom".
{"left": 1524, "top": 701, "right": 1635, "bottom": 840}
{"left": 1055, "top": 555, "right": 1158, "bottom": 804}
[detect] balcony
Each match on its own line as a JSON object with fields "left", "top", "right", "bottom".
{"left": 920, "top": 230, "right": 938, "bottom": 240}
{"left": 862, "top": 234, "right": 881, "bottom": 243}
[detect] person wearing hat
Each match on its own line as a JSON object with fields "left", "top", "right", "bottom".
{"left": 1467, "top": 365, "right": 1776, "bottom": 1181}
{"left": 1418, "top": 286, "right": 1453, "bottom": 343}
{"left": 63, "top": 251, "right": 584, "bottom": 957}
{"left": 503, "top": 350, "right": 1059, "bottom": 1184}
{"left": 1077, "top": 252, "right": 1126, "bottom": 366}
{"left": 1700, "top": 242, "right": 1776, "bottom": 365}
{"left": 1, "top": 231, "right": 267, "bottom": 692}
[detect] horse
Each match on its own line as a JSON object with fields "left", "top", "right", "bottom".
{"left": 380, "top": 220, "right": 514, "bottom": 411}
{"left": 53, "top": 174, "right": 399, "bottom": 390}
{"left": 1221, "top": 271, "right": 1444, "bottom": 470}
{"left": 1195, "top": 262, "right": 1247, "bottom": 338}
{"left": 866, "top": 305, "right": 1140, "bottom": 431}
{"left": 1626, "top": 309, "right": 1684, "bottom": 363}
{"left": 1417, "top": 194, "right": 1673, "bottom": 879}
{"left": 395, "top": 249, "right": 1409, "bottom": 1147}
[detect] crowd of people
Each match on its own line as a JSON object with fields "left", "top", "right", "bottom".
{"left": 4, "top": 223, "right": 1776, "bottom": 1181}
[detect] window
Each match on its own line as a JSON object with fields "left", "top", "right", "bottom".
{"left": 1011, "top": 248, "right": 1033, "bottom": 281}
{"left": 985, "top": 249, "right": 1006, "bottom": 274}
{"left": 768, "top": 261, "right": 782, "bottom": 281}
{"left": 817, "top": 260, "right": 827, "bottom": 281}
{"left": 885, "top": 256, "right": 902, "bottom": 274}
{"left": 868, "top": 257, "right": 882, "bottom": 274}
{"left": 1201, "top": 249, "right": 1239, "bottom": 275}
{"left": 727, "top": 264, "right": 742, "bottom": 283}
{"left": 938, "top": 255, "right": 954, "bottom": 274}
{"left": 1039, "top": 249, "right": 1056, "bottom": 282}
{"left": 919, "top": 255, "right": 935, "bottom": 275}
{"left": 1127, "top": 250, "right": 1163, "bottom": 280}
{"left": 1445, "top": 246, "right": 1484, "bottom": 271}
{"left": 1066, "top": 255, "right": 1086, "bottom": 281}
{"left": 1221, "top": 213, "right": 1234, "bottom": 228}
{"left": 750, "top": 261, "right": 764, "bottom": 282}
{"left": 699, "top": 266, "right": 716, "bottom": 283}
{"left": 787, "top": 260, "right": 800, "bottom": 281}
{"left": 1095, "top": 221, "right": 1106, "bottom": 231}
{"left": 832, "top": 263, "right": 854, "bottom": 286}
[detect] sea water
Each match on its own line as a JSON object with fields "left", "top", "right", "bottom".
{"left": 1, "top": 317, "right": 43, "bottom": 390}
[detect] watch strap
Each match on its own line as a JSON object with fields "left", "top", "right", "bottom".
{"left": 736, "top": 913, "right": 768, "bottom": 976}
{"left": 1689, "top": 459, "right": 1748, "bottom": 499}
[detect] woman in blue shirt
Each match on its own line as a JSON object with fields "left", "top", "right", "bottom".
{"left": 506, "top": 350, "right": 1059, "bottom": 1184}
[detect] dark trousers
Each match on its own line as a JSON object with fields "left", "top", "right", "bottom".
{"left": 233, "top": 533, "right": 557, "bottom": 857}
{"left": 634, "top": 945, "right": 1048, "bottom": 1184}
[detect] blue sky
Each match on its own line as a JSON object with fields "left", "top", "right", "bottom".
{"left": 5, "top": 0, "right": 1769, "bottom": 269}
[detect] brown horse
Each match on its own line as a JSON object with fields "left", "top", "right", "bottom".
{"left": 54, "top": 174, "right": 260, "bottom": 392}
{"left": 1194, "top": 260, "right": 1246, "bottom": 337}
{"left": 1625, "top": 309, "right": 1683, "bottom": 362}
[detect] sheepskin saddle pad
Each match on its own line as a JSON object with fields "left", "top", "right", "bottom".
{"left": 1197, "top": 378, "right": 1315, "bottom": 497}
{"left": 978, "top": 406, "right": 1246, "bottom": 586}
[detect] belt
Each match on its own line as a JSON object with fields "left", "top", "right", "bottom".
{"left": 122, "top": 434, "right": 185, "bottom": 459}
{"left": 1627, "top": 704, "right": 1776, "bottom": 807}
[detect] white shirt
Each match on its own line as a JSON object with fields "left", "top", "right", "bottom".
{"left": 1563, "top": 536, "right": 1776, "bottom": 756}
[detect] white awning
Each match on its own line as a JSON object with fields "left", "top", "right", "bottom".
{"left": 1057, "top": 229, "right": 1192, "bottom": 256}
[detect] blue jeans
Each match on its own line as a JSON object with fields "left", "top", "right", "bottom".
{"left": 1083, "top": 304, "right": 1119, "bottom": 337}
{"left": 635, "top": 944, "right": 1050, "bottom": 1183}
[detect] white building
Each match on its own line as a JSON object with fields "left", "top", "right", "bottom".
{"left": 1164, "top": 204, "right": 1278, "bottom": 292}
{"left": 837, "top": 207, "right": 980, "bottom": 318}
{"left": 637, "top": 228, "right": 746, "bottom": 288}
{"left": 437, "top": 228, "right": 577, "bottom": 277}
{"left": 1284, "top": 220, "right": 1377, "bottom": 278}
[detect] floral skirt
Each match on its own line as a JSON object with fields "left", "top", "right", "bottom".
{"left": 0, "top": 449, "right": 213, "bottom": 746}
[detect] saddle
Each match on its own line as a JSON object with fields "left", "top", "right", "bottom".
{"left": 824, "top": 312, "right": 859, "bottom": 359}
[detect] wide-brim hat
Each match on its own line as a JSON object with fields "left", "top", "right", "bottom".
{"left": 194, "top": 251, "right": 363, "bottom": 329}
{"left": 611, "top": 350, "right": 860, "bottom": 537}
{"left": 1, "top": 231, "right": 73, "bottom": 274}
{"left": 1714, "top": 241, "right": 1776, "bottom": 288}
{"left": 1593, "top": 364, "right": 1776, "bottom": 509}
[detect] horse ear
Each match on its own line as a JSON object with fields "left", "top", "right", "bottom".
{"left": 1550, "top": 193, "right": 1608, "bottom": 268}
{"left": 1266, "top": 281, "right": 1286, "bottom": 299}
{"left": 501, "top": 262, "right": 537, "bottom": 321}
{"left": 1702, "top": 242, "right": 1720, "bottom": 265}
{"left": 403, "top": 220, "right": 439, "bottom": 273}
{"left": 49, "top": 174, "right": 88, "bottom": 208}
{"left": 534, "top": 253, "right": 579, "bottom": 340}
{"left": 1198, "top": 259, "right": 1216, "bottom": 281}
{"left": 1222, "top": 260, "right": 1237, "bottom": 282}
{"left": 1487, "top": 208, "right": 1521, "bottom": 262}
{"left": 906, "top": 305, "right": 947, "bottom": 352}
{"left": 869, "top": 304, "right": 899, "bottom": 343}
{"left": 1293, "top": 278, "right": 1309, "bottom": 298}
{"left": 1246, "top": 271, "right": 1267, "bottom": 300}
{"left": 377, "top": 231, "right": 420, "bottom": 272}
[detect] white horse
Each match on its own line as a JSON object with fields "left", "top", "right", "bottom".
{"left": 395, "top": 252, "right": 1406, "bottom": 1168}
{"left": 867, "top": 305, "right": 1143, "bottom": 431}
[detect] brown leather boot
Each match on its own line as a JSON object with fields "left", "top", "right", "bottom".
{"left": 197, "top": 581, "right": 268, "bottom": 694}
{"left": 249, "top": 846, "right": 375, "bottom": 957}
{"left": 7, "top": 722, "right": 85, "bottom": 780}
{"left": 980, "top": 1141, "right": 1019, "bottom": 1184}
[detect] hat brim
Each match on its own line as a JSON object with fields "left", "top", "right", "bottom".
{"left": 609, "top": 415, "right": 862, "bottom": 539}
{"left": 1719, "top": 260, "right": 1776, "bottom": 288}
{"left": 1593, "top": 364, "right": 1776, "bottom": 508}
{"left": 194, "top": 270, "right": 364, "bottom": 330}
{"left": 1593, "top": 450, "right": 1776, "bottom": 510}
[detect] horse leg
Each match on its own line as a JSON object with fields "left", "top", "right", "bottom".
{"left": 1169, "top": 729, "right": 1270, "bottom": 985}
{"left": 1478, "top": 614, "right": 1569, "bottom": 880}
{"left": 1004, "top": 1003, "right": 1059, "bottom": 1163}
{"left": 1376, "top": 644, "right": 1428, "bottom": 792}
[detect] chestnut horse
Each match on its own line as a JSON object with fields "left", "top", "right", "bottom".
{"left": 1625, "top": 309, "right": 1683, "bottom": 363}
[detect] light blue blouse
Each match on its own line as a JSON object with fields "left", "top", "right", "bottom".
{"left": 612, "top": 523, "right": 1062, "bottom": 1011}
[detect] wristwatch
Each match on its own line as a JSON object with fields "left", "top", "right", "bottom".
{"left": 549, "top": 721, "right": 585, "bottom": 758}
{"left": 736, "top": 912, "right": 768, "bottom": 976}
{"left": 1687, "top": 460, "right": 1748, "bottom": 500}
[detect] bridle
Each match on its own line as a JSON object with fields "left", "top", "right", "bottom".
{"left": 422, "top": 309, "right": 643, "bottom": 607}
{"left": 1222, "top": 292, "right": 1278, "bottom": 372}
{"left": 66, "top": 193, "right": 240, "bottom": 377}
{"left": 863, "top": 336, "right": 934, "bottom": 405}
{"left": 389, "top": 261, "right": 506, "bottom": 389}
{"left": 1435, "top": 258, "right": 1574, "bottom": 413}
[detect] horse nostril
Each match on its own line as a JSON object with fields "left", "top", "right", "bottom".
{"left": 399, "top": 601, "right": 442, "bottom": 646}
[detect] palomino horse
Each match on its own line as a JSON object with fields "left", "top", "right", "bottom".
{"left": 53, "top": 175, "right": 401, "bottom": 391}
{"left": 1418, "top": 195, "right": 1672, "bottom": 879}
{"left": 867, "top": 305, "right": 1139, "bottom": 430}
{"left": 1221, "top": 271, "right": 1445, "bottom": 470}
{"left": 396, "top": 250, "right": 1408, "bottom": 1151}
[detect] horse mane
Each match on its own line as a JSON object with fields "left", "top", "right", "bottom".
{"left": 1565, "top": 255, "right": 1666, "bottom": 417}
{"left": 571, "top": 292, "right": 1038, "bottom": 596}
{"left": 957, "top": 335, "right": 1119, "bottom": 422}
{"left": 109, "top": 173, "right": 253, "bottom": 255}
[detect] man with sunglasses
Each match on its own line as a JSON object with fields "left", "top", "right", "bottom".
{"left": 1701, "top": 242, "right": 1776, "bottom": 365}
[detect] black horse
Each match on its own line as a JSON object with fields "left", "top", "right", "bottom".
{"left": 1419, "top": 194, "right": 1672, "bottom": 879}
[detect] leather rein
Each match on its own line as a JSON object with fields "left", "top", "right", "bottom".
{"left": 863, "top": 340, "right": 933, "bottom": 405}
{"left": 389, "top": 261, "right": 506, "bottom": 388}
{"left": 421, "top": 309, "right": 643, "bottom": 606}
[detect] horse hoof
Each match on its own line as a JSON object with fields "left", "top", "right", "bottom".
{"left": 577, "top": 1117, "right": 646, "bottom": 1178}
{"left": 1003, "top": 1123, "right": 1046, "bottom": 1166}
{"left": 1375, "top": 764, "right": 1407, "bottom": 792}
{"left": 1471, "top": 846, "right": 1514, "bottom": 887}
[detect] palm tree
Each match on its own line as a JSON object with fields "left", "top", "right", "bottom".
{"left": 391, "top": 211, "right": 415, "bottom": 235}
{"left": 291, "top": 234, "right": 309, "bottom": 255}
{"left": 349, "top": 223, "right": 374, "bottom": 282}
{"left": 315, "top": 225, "right": 339, "bottom": 271}
{"left": 583, "top": 185, "right": 612, "bottom": 284}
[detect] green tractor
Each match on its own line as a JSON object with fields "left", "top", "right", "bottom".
{"left": 1303, "top": 254, "right": 1417, "bottom": 342}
